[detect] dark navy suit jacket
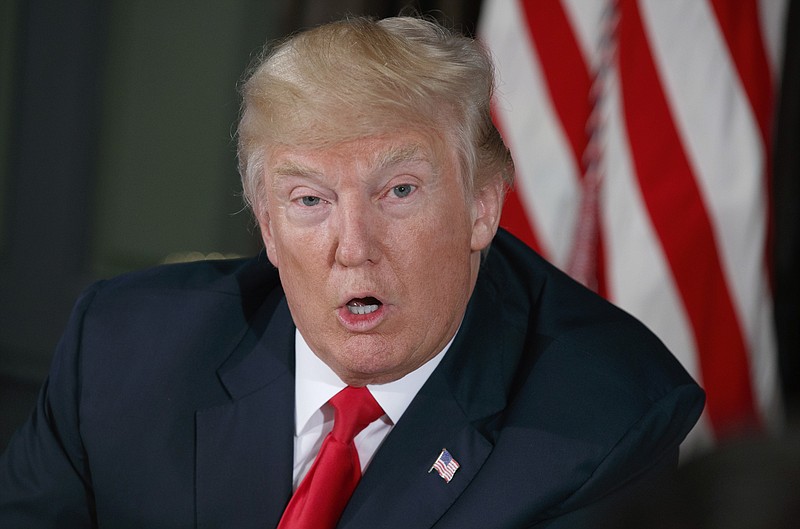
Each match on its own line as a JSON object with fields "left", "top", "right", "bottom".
{"left": 0, "top": 229, "right": 704, "bottom": 528}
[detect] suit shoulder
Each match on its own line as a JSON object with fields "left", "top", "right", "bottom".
{"left": 483, "top": 229, "right": 703, "bottom": 437}
{"left": 487, "top": 229, "right": 695, "bottom": 392}
{"left": 88, "top": 252, "right": 279, "bottom": 305}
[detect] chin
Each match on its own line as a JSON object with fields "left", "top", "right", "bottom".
{"left": 334, "top": 352, "right": 408, "bottom": 385}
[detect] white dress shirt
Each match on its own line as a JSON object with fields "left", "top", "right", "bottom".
{"left": 292, "top": 328, "right": 451, "bottom": 490}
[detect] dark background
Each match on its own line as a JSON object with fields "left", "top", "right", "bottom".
{"left": 1, "top": 0, "right": 797, "bottom": 451}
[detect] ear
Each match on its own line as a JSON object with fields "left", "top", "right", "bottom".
{"left": 470, "top": 176, "right": 505, "bottom": 252}
{"left": 256, "top": 203, "right": 280, "bottom": 268}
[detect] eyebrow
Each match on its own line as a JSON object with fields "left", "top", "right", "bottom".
{"left": 371, "top": 144, "right": 428, "bottom": 171}
{"left": 270, "top": 143, "right": 433, "bottom": 180}
{"left": 270, "top": 160, "right": 323, "bottom": 179}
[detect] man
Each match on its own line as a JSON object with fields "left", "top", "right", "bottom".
{"left": 0, "top": 15, "right": 703, "bottom": 529}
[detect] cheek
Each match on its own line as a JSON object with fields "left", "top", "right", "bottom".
{"left": 406, "top": 228, "right": 473, "bottom": 296}
{"left": 270, "top": 223, "right": 335, "bottom": 286}
{"left": 261, "top": 210, "right": 316, "bottom": 267}
{"left": 278, "top": 261, "right": 326, "bottom": 330}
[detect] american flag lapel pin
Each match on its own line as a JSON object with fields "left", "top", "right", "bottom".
{"left": 428, "top": 448, "right": 460, "bottom": 483}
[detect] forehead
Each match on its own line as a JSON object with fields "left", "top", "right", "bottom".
{"left": 265, "top": 131, "right": 455, "bottom": 177}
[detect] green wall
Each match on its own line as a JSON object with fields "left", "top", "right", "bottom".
{"left": 92, "top": 0, "right": 279, "bottom": 275}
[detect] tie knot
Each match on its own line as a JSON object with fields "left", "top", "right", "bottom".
{"left": 329, "top": 386, "right": 383, "bottom": 443}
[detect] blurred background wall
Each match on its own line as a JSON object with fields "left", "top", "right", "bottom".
{"left": 0, "top": 0, "right": 797, "bottom": 454}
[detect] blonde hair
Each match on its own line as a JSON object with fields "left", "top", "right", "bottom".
{"left": 237, "top": 16, "right": 514, "bottom": 217}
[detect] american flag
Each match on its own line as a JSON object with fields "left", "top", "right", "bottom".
{"left": 429, "top": 449, "right": 460, "bottom": 483}
{"left": 479, "top": 0, "right": 788, "bottom": 448}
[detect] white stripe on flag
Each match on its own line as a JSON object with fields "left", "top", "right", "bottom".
{"left": 639, "top": 0, "right": 782, "bottom": 430}
{"left": 480, "top": 0, "right": 582, "bottom": 265}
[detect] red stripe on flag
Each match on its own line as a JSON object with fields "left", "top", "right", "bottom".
{"left": 520, "top": 0, "right": 593, "bottom": 174}
{"left": 499, "top": 186, "right": 543, "bottom": 254}
{"left": 618, "top": 0, "right": 759, "bottom": 434}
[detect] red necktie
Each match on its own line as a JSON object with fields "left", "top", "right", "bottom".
{"left": 277, "top": 386, "right": 384, "bottom": 529}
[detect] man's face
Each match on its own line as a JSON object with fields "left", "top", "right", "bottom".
{"left": 258, "top": 130, "right": 501, "bottom": 386}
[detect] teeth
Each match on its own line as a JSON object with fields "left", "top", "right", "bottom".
{"left": 347, "top": 303, "right": 379, "bottom": 315}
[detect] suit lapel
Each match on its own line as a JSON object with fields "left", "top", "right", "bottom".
{"left": 195, "top": 293, "right": 296, "bottom": 529}
{"left": 338, "top": 369, "right": 495, "bottom": 529}
{"left": 339, "top": 262, "right": 518, "bottom": 529}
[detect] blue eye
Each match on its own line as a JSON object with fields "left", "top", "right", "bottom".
{"left": 301, "top": 196, "right": 321, "bottom": 207}
{"left": 391, "top": 184, "right": 415, "bottom": 198}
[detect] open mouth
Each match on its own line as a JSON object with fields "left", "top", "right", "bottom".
{"left": 346, "top": 297, "right": 382, "bottom": 315}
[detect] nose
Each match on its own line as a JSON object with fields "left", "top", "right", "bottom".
{"left": 334, "top": 199, "right": 379, "bottom": 267}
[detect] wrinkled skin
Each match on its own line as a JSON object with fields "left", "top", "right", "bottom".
{"left": 257, "top": 130, "right": 503, "bottom": 386}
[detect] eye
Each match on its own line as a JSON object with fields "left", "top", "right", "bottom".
{"left": 300, "top": 196, "right": 322, "bottom": 207}
{"left": 390, "top": 184, "right": 415, "bottom": 198}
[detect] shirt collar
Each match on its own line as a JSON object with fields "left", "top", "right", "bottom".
{"left": 294, "top": 329, "right": 451, "bottom": 436}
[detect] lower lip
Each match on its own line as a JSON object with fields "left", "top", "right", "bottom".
{"left": 337, "top": 304, "right": 387, "bottom": 332}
